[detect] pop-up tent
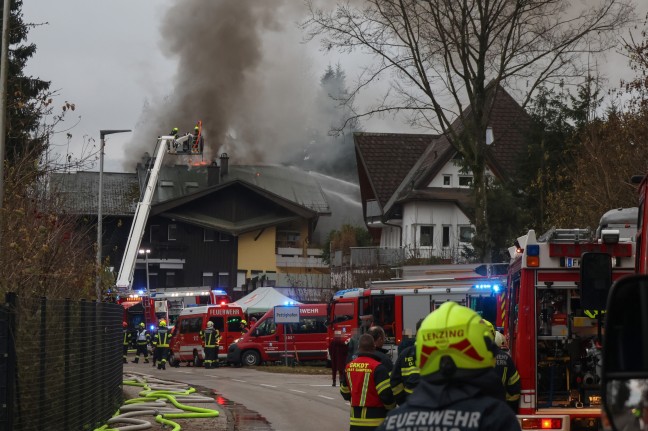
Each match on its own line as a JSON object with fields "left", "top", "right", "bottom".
{"left": 234, "top": 287, "right": 302, "bottom": 314}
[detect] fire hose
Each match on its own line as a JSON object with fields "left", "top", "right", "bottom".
{"left": 94, "top": 372, "right": 219, "bottom": 431}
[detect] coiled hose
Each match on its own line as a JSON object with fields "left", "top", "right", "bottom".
{"left": 94, "top": 372, "right": 219, "bottom": 431}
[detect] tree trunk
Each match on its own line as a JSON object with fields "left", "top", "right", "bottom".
{"left": 471, "top": 161, "right": 491, "bottom": 263}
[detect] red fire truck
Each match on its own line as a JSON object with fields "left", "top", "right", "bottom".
{"left": 328, "top": 264, "right": 508, "bottom": 358}
{"left": 503, "top": 227, "right": 635, "bottom": 431}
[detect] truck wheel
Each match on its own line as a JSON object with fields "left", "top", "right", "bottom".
{"left": 193, "top": 353, "right": 203, "bottom": 367}
{"left": 169, "top": 353, "right": 179, "bottom": 368}
{"left": 242, "top": 350, "right": 260, "bottom": 366}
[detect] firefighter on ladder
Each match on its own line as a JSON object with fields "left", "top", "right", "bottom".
{"left": 132, "top": 322, "right": 151, "bottom": 363}
{"left": 153, "top": 319, "right": 172, "bottom": 370}
{"left": 200, "top": 321, "right": 221, "bottom": 369}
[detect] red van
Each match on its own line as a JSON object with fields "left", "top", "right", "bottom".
{"left": 226, "top": 304, "right": 329, "bottom": 366}
{"left": 169, "top": 304, "right": 245, "bottom": 367}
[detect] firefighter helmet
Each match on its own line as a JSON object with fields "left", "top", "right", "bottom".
{"left": 123, "top": 321, "right": 128, "bottom": 328}
{"left": 484, "top": 320, "right": 496, "bottom": 338}
{"left": 416, "top": 302, "right": 495, "bottom": 377}
{"left": 172, "top": 127, "right": 178, "bottom": 133}
{"left": 241, "top": 320, "right": 247, "bottom": 325}
{"left": 139, "top": 322, "right": 145, "bottom": 328}
{"left": 207, "top": 321, "right": 214, "bottom": 328}
{"left": 159, "top": 319, "right": 167, "bottom": 327}
{"left": 495, "top": 331, "right": 507, "bottom": 349}
{"left": 194, "top": 125, "right": 199, "bottom": 131}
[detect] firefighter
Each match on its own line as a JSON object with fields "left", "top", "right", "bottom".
{"left": 376, "top": 302, "right": 520, "bottom": 431}
{"left": 200, "top": 321, "right": 221, "bottom": 369}
{"left": 390, "top": 318, "right": 423, "bottom": 405}
{"left": 193, "top": 125, "right": 204, "bottom": 153}
{"left": 132, "top": 322, "right": 151, "bottom": 363}
{"left": 486, "top": 321, "right": 521, "bottom": 413}
{"left": 170, "top": 127, "right": 179, "bottom": 138}
{"left": 153, "top": 319, "right": 172, "bottom": 370}
{"left": 240, "top": 320, "right": 249, "bottom": 334}
{"left": 340, "top": 333, "right": 395, "bottom": 430}
{"left": 122, "top": 321, "right": 131, "bottom": 364}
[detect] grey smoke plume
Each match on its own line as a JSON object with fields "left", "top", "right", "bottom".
{"left": 125, "top": 0, "right": 357, "bottom": 178}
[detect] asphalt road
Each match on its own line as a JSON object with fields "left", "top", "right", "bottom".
{"left": 124, "top": 361, "right": 350, "bottom": 431}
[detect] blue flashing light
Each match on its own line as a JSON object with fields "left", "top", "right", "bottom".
{"left": 284, "top": 300, "right": 295, "bottom": 305}
{"left": 473, "top": 283, "right": 500, "bottom": 292}
{"left": 527, "top": 244, "right": 540, "bottom": 256}
{"left": 212, "top": 289, "right": 227, "bottom": 295}
{"left": 137, "top": 290, "right": 145, "bottom": 296}
{"left": 149, "top": 325, "right": 155, "bottom": 331}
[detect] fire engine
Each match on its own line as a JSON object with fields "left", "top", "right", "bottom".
{"left": 328, "top": 263, "right": 508, "bottom": 359}
{"left": 504, "top": 227, "right": 635, "bottom": 431}
{"left": 116, "top": 122, "right": 205, "bottom": 330}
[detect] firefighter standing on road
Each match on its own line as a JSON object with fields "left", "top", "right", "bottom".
{"left": 122, "top": 322, "right": 131, "bottom": 364}
{"left": 200, "top": 321, "right": 221, "bottom": 369}
{"left": 153, "top": 319, "right": 172, "bottom": 370}
{"left": 390, "top": 318, "right": 424, "bottom": 405}
{"left": 340, "top": 333, "right": 396, "bottom": 430}
{"left": 376, "top": 302, "right": 520, "bottom": 431}
{"left": 485, "top": 321, "right": 521, "bottom": 413}
{"left": 132, "top": 322, "right": 151, "bottom": 364}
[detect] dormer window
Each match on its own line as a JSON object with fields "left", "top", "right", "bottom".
{"left": 459, "top": 176, "right": 472, "bottom": 187}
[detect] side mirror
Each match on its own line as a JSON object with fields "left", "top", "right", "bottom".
{"left": 602, "top": 275, "right": 648, "bottom": 431}
{"left": 580, "top": 252, "right": 612, "bottom": 310}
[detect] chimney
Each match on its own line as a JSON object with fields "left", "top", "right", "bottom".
{"left": 207, "top": 160, "right": 220, "bottom": 186}
{"left": 220, "top": 153, "right": 229, "bottom": 176}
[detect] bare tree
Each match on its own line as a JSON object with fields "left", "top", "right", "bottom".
{"left": 303, "top": 0, "right": 634, "bottom": 260}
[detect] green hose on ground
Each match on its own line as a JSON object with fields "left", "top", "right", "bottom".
{"left": 93, "top": 373, "right": 219, "bottom": 431}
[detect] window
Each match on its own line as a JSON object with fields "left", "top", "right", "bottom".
{"left": 459, "top": 226, "right": 473, "bottom": 243}
{"left": 204, "top": 229, "right": 215, "bottom": 242}
{"left": 443, "top": 175, "right": 451, "bottom": 186}
{"left": 227, "top": 316, "right": 243, "bottom": 332}
{"left": 442, "top": 226, "right": 450, "bottom": 247}
{"left": 202, "top": 272, "right": 214, "bottom": 287}
{"left": 218, "top": 272, "right": 229, "bottom": 288}
{"left": 179, "top": 317, "right": 202, "bottom": 334}
{"left": 459, "top": 176, "right": 473, "bottom": 187}
{"left": 166, "top": 271, "right": 175, "bottom": 287}
{"left": 168, "top": 224, "right": 177, "bottom": 241}
{"left": 219, "top": 232, "right": 230, "bottom": 242}
{"left": 150, "top": 225, "right": 160, "bottom": 243}
{"left": 256, "top": 317, "right": 277, "bottom": 336}
{"left": 160, "top": 180, "right": 174, "bottom": 187}
{"left": 208, "top": 317, "right": 225, "bottom": 332}
{"left": 333, "top": 302, "right": 354, "bottom": 324}
{"left": 286, "top": 316, "right": 328, "bottom": 334}
{"left": 420, "top": 225, "right": 433, "bottom": 247}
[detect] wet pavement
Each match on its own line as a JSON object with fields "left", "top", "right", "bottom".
{"left": 213, "top": 391, "right": 273, "bottom": 431}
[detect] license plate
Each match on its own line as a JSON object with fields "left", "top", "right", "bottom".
{"left": 566, "top": 257, "right": 580, "bottom": 268}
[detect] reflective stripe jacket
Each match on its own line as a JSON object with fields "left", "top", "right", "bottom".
{"left": 341, "top": 352, "right": 396, "bottom": 429}
{"left": 495, "top": 348, "right": 521, "bottom": 411}
{"left": 390, "top": 344, "right": 420, "bottom": 405}
{"left": 199, "top": 328, "right": 221, "bottom": 348}
{"left": 153, "top": 328, "right": 172, "bottom": 348}
{"left": 136, "top": 329, "right": 150, "bottom": 345}
{"left": 122, "top": 329, "right": 131, "bottom": 346}
{"left": 375, "top": 370, "right": 520, "bottom": 431}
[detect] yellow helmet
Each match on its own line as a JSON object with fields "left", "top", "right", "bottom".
{"left": 416, "top": 302, "right": 495, "bottom": 377}
{"left": 484, "top": 320, "right": 496, "bottom": 339}
{"left": 241, "top": 320, "right": 247, "bottom": 325}
{"left": 159, "top": 319, "right": 167, "bottom": 327}
{"left": 207, "top": 321, "right": 214, "bottom": 328}
{"left": 139, "top": 322, "right": 145, "bottom": 328}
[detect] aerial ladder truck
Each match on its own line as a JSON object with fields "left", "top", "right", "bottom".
{"left": 117, "top": 122, "right": 204, "bottom": 330}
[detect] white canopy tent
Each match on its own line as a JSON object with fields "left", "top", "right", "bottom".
{"left": 233, "top": 287, "right": 302, "bottom": 314}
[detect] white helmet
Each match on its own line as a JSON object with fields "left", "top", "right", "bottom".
{"left": 495, "top": 331, "right": 507, "bottom": 349}
{"left": 207, "top": 321, "right": 214, "bottom": 328}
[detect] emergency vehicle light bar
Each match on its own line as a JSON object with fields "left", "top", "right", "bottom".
{"left": 520, "top": 418, "right": 563, "bottom": 430}
{"left": 472, "top": 283, "right": 501, "bottom": 292}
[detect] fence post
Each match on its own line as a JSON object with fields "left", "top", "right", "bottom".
{"left": 39, "top": 297, "right": 46, "bottom": 430}
{"left": 0, "top": 292, "right": 17, "bottom": 431}
{"left": 63, "top": 299, "right": 70, "bottom": 431}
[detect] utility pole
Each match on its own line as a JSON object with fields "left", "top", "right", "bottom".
{"left": 96, "top": 129, "right": 131, "bottom": 301}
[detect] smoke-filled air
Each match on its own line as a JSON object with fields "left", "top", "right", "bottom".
{"left": 125, "top": 0, "right": 360, "bottom": 182}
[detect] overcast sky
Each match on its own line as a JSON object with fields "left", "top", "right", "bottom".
{"left": 22, "top": 1, "right": 648, "bottom": 173}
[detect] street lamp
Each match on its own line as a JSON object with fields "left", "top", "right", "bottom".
{"left": 96, "top": 129, "right": 131, "bottom": 302}
{"left": 139, "top": 248, "right": 151, "bottom": 295}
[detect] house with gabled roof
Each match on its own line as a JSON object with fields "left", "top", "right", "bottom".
{"left": 354, "top": 86, "right": 532, "bottom": 263}
{"left": 50, "top": 153, "right": 363, "bottom": 301}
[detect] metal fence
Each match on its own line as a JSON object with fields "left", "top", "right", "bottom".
{"left": 0, "top": 293, "right": 124, "bottom": 431}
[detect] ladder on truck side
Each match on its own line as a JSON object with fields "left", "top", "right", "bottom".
{"left": 114, "top": 124, "right": 204, "bottom": 294}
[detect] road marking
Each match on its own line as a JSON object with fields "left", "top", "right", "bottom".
{"left": 260, "top": 384, "right": 277, "bottom": 388}
{"left": 310, "top": 384, "right": 334, "bottom": 387}
{"left": 175, "top": 371, "right": 191, "bottom": 374}
{"left": 232, "top": 379, "right": 247, "bottom": 383}
{"left": 290, "top": 389, "right": 306, "bottom": 394}
{"left": 318, "top": 395, "right": 335, "bottom": 400}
